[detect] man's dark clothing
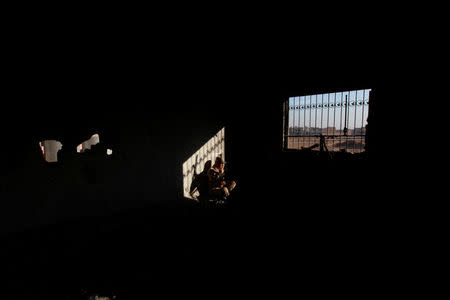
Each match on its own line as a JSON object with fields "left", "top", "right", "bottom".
{"left": 207, "top": 166, "right": 236, "bottom": 198}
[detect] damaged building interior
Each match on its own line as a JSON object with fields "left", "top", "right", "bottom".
{"left": 1, "top": 45, "right": 389, "bottom": 298}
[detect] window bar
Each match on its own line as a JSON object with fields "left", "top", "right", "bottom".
{"left": 293, "top": 98, "right": 296, "bottom": 149}
{"left": 304, "top": 95, "right": 306, "bottom": 148}
{"left": 316, "top": 94, "right": 319, "bottom": 145}
{"left": 298, "top": 97, "right": 300, "bottom": 149}
{"left": 348, "top": 92, "right": 352, "bottom": 152}
{"left": 283, "top": 99, "right": 287, "bottom": 149}
{"left": 328, "top": 93, "right": 336, "bottom": 151}
{"left": 301, "top": 96, "right": 304, "bottom": 149}
{"left": 301, "top": 96, "right": 306, "bottom": 147}
{"left": 316, "top": 94, "right": 319, "bottom": 146}
{"left": 356, "top": 91, "right": 360, "bottom": 152}
{"left": 326, "top": 93, "right": 330, "bottom": 149}
{"left": 326, "top": 93, "right": 329, "bottom": 136}
{"left": 341, "top": 94, "right": 347, "bottom": 149}
{"left": 347, "top": 93, "right": 350, "bottom": 150}
{"left": 311, "top": 94, "right": 314, "bottom": 148}
{"left": 346, "top": 92, "right": 350, "bottom": 152}
{"left": 368, "top": 89, "right": 372, "bottom": 151}
{"left": 334, "top": 92, "right": 337, "bottom": 150}
{"left": 366, "top": 90, "right": 370, "bottom": 151}
{"left": 311, "top": 94, "right": 314, "bottom": 147}
{"left": 292, "top": 97, "right": 295, "bottom": 149}
{"left": 333, "top": 92, "right": 336, "bottom": 151}
{"left": 309, "top": 95, "right": 312, "bottom": 148}
{"left": 344, "top": 91, "right": 350, "bottom": 152}
{"left": 360, "top": 92, "right": 363, "bottom": 153}
{"left": 314, "top": 94, "right": 317, "bottom": 146}
{"left": 354, "top": 91, "right": 358, "bottom": 153}
{"left": 361, "top": 90, "right": 366, "bottom": 151}
{"left": 295, "top": 97, "right": 300, "bottom": 149}
{"left": 303, "top": 96, "right": 306, "bottom": 149}
{"left": 286, "top": 99, "right": 289, "bottom": 148}
{"left": 303, "top": 95, "right": 306, "bottom": 148}
{"left": 355, "top": 91, "right": 359, "bottom": 153}
{"left": 294, "top": 97, "right": 300, "bottom": 149}
{"left": 306, "top": 95, "right": 309, "bottom": 148}
{"left": 344, "top": 94, "right": 348, "bottom": 134}
{"left": 318, "top": 94, "right": 321, "bottom": 147}
{"left": 286, "top": 99, "right": 289, "bottom": 149}
{"left": 339, "top": 92, "right": 343, "bottom": 151}
{"left": 304, "top": 95, "right": 307, "bottom": 149}
{"left": 314, "top": 95, "right": 319, "bottom": 146}
{"left": 298, "top": 97, "right": 301, "bottom": 149}
{"left": 320, "top": 94, "right": 323, "bottom": 141}
{"left": 290, "top": 98, "right": 293, "bottom": 149}
{"left": 292, "top": 98, "right": 295, "bottom": 149}
{"left": 332, "top": 93, "right": 336, "bottom": 151}
{"left": 361, "top": 89, "right": 366, "bottom": 152}
{"left": 356, "top": 92, "right": 358, "bottom": 152}
{"left": 293, "top": 97, "right": 296, "bottom": 149}
{"left": 350, "top": 92, "right": 353, "bottom": 152}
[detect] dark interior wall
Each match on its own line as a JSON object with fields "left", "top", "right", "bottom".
{"left": 2, "top": 81, "right": 381, "bottom": 236}
{"left": 1, "top": 36, "right": 384, "bottom": 236}
{"left": 0, "top": 72, "right": 249, "bottom": 235}
{"left": 1, "top": 15, "right": 404, "bottom": 298}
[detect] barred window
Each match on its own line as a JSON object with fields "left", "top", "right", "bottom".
{"left": 283, "top": 89, "right": 371, "bottom": 154}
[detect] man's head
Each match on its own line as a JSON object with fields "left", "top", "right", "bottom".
{"left": 214, "top": 156, "right": 225, "bottom": 170}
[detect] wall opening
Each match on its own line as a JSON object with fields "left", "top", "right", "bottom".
{"left": 283, "top": 89, "right": 371, "bottom": 154}
{"left": 76, "top": 133, "right": 100, "bottom": 153}
{"left": 39, "top": 140, "right": 63, "bottom": 162}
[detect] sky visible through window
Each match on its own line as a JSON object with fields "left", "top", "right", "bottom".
{"left": 288, "top": 89, "right": 371, "bottom": 133}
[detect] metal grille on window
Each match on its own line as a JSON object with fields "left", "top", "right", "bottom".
{"left": 284, "top": 89, "right": 371, "bottom": 154}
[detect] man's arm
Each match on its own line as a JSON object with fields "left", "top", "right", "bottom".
{"left": 208, "top": 168, "right": 223, "bottom": 189}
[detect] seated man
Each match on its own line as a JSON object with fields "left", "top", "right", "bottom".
{"left": 207, "top": 156, "right": 236, "bottom": 200}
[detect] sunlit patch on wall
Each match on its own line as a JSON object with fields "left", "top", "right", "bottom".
{"left": 182, "top": 127, "right": 225, "bottom": 200}
{"left": 39, "top": 140, "right": 63, "bottom": 162}
{"left": 76, "top": 133, "right": 100, "bottom": 153}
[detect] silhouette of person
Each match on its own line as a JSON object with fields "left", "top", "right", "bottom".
{"left": 190, "top": 159, "right": 212, "bottom": 199}
{"left": 207, "top": 156, "right": 236, "bottom": 200}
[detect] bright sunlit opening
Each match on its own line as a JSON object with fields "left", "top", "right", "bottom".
{"left": 39, "top": 140, "right": 63, "bottom": 162}
{"left": 77, "top": 133, "right": 100, "bottom": 153}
